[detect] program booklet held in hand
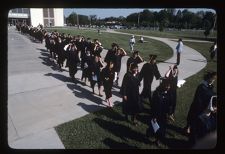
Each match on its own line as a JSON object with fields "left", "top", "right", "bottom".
{"left": 151, "top": 119, "right": 160, "bottom": 133}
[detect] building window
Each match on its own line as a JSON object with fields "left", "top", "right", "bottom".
{"left": 11, "top": 9, "right": 18, "bottom": 13}
{"left": 43, "top": 8, "right": 54, "bottom": 27}
{"left": 23, "top": 8, "right": 29, "bottom": 14}
{"left": 43, "top": 9, "right": 48, "bottom": 17}
{"left": 17, "top": 8, "right": 22, "bottom": 13}
{"left": 49, "top": 9, "right": 54, "bottom": 18}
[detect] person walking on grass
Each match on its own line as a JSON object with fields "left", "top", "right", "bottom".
{"left": 120, "top": 63, "right": 143, "bottom": 126}
{"left": 176, "top": 38, "right": 183, "bottom": 65}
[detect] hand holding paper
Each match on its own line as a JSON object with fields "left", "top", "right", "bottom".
{"left": 151, "top": 119, "right": 160, "bottom": 133}
{"left": 177, "top": 79, "right": 186, "bottom": 88}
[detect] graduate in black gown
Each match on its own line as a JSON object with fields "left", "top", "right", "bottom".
{"left": 120, "top": 63, "right": 142, "bottom": 125}
{"left": 139, "top": 54, "right": 161, "bottom": 104}
{"left": 104, "top": 43, "right": 118, "bottom": 65}
{"left": 93, "top": 39, "right": 103, "bottom": 58}
{"left": 101, "top": 61, "right": 115, "bottom": 107}
{"left": 81, "top": 39, "right": 92, "bottom": 85}
{"left": 126, "top": 50, "right": 143, "bottom": 72}
{"left": 150, "top": 78, "right": 172, "bottom": 145}
{"left": 185, "top": 71, "right": 217, "bottom": 145}
{"left": 56, "top": 37, "right": 65, "bottom": 69}
{"left": 90, "top": 55, "right": 104, "bottom": 96}
{"left": 164, "top": 65, "right": 178, "bottom": 122}
{"left": 67, "top": 43, "right": 79, "bottom": 81}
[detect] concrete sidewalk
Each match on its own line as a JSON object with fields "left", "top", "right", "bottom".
{"left": 8, "top": 27, "right": 206, "bottom": 149}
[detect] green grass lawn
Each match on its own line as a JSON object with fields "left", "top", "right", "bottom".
{"left": 55, "top": 30, "right": 217, "bottom": 149}
{"left": 116, "top": 29, "right": 217, "bottom": 41}
{"left": 46, "top": 28, "right": 173, "bottom": 62}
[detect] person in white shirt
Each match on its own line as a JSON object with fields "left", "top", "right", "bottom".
{"left": 129, "top": 35, "right": 136, "bottom": 52}
{"left": 176, "top": 38, "right": 183, "bottom": 65}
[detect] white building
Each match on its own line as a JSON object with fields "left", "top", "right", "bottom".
{"left": 8, "top": 8, "right": 64, "bottom": 27}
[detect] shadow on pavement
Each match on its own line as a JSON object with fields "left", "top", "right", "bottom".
{"left": 103, "top": 138, "right": 138, "bottom": 149}
{"left": 44, "top": 72, "right": 73, "bottom": 83}
{"left": 44, "top": 72, "right": 104, "bottom": 107}
{"left": 39, "top": 56, "right": 61, "bottom": 71}
{"left": 36, "top": 48, "right": 48, "bottom": 52}
{"left": 77, "top": 102, "right": 105, "bottom": 113}
{"left": 67, "top": 83, "right": 104, "bottom": 106}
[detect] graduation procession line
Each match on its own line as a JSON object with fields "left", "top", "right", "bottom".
{"left": 8, "top": 26, "right": 207, "bottom": 149}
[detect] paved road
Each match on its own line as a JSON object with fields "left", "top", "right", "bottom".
{"left": 8, "top": 27, "right": 207, "bottom": 149}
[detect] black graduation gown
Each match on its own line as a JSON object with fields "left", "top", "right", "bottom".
{"left": 89, "top": 59, "right": 103, "bottom": 88}
{"left": 187, "top": 81, "right": 216, "bottom": 127}
{"left": 126, "top": 57, "right": 142, "bottom": 72}
{"left": 101, "top": 67, "right": 115, "bottom": 99}
{"left": 139, "top": 63, "right": 161, "bottom": 100}
{"left": 104, "top": 49, "right": 116, "bottom": 64}
{"left": 45, "top": 35, "right": 50, "bottom": 50}
{"left": 56, "top": 42, "right": 65, "bottom": 65}
{"left": 113, "top": 54, "right": 123, "bottom": 73}
{"left": 168, "top": 73, "right": 178, "bottom": 115}
{"left": 68, "top": 47, "right": 79, "bottom": 78}
{"left": 120, "top": 72, "right": 142, "bottom": 115}
{"left": 151, "top": 88, "right": 172, "bottom": 138}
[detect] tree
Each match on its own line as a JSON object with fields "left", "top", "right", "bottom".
{"left": 66, "top": 12, "right": 77, "bottom": 26}
{"left": 140, "top": 9, "right": 154, "bottom": 26}
{"left": 203, "top": 11, "right": 216, "bottom": 37}
{"left": 89, "top": 15, "right": 97, "bottom": 25}
{"left": 126, "top": 13, "right": 139, "bottom": 25}
{"left": 182, "top": 9, "right": 194, "bottom": 29}
{"left": 165, "top": 8, "right": 176, "bottom": 28}
{"left": 157, "top": 9, "right": 169, "bottom": 31}
{"left": 175, "top": 9, "right": 182, "bottom": 30}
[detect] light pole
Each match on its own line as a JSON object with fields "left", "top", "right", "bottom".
{"left": 77, "top": 13, "right": 79, "bottom": 29}
{"left": 138, "top": 12, "right": 140, "bottom": 27}
{"left": 73, "top": 9, "right": 76, "bottom": 27}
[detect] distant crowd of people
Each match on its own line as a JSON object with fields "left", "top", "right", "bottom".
{"left": 15, "top": 23, "right": 217, "bottom": 148}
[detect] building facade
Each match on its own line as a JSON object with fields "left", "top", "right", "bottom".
{"left": 8, "top": 8, "right": 64, "bottom": 27}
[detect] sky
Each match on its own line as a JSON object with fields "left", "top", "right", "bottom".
{"left": 64, "top": 8, "right": 216, "bottom": 19}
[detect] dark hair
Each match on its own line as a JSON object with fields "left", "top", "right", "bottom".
{"left": 130, "top": 62, "right": 138, "bottom": 70}
{"left": 149, "top": 54, "right": 157, "bottom": 61}
{"left": 173, "top": 65, "right": 178, "bottom": 69}
{"left": 178, "top": 38, "right": 182, "bottom": 42}
{"left": 107, "top": 61, "right": 114, "bottom": 68}
{"left": 204, "top": 71, "right": 217, "bottom": 81}
{"left": 133, "top": 50, "right": 139, "bottom": 56}
{"left": 111, "top": 43, "right": 118, "bottom": 48}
